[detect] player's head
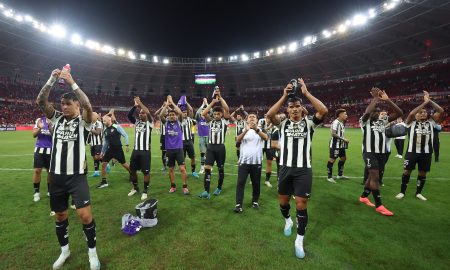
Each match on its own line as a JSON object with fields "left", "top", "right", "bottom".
{"left": 60, "top": 92, "right": 80, "bottom": 117}
{"left": 246, "top": 112, "right": 258, "bottom": 125}
{"left": 416, "top": 108, "right": 428, "bottom": 121}
{"left": 168, "top": 109, "right": 177, "bottom": 122}
{"left": 213, "top": 106, "right": 223, "bottom": 120}
{"left": 371, "top": 107, "right": 381, "bottom": 120}
{"left": 182, "top": 109, "right": 188, "bottom": 119}
{"left": 102, "top": 115, "right": 112, "bottom": 126}
{"left": 287, "top": 96, "right": 303, "bottom": 120}
{"left": 138, "top": 109, "right": 148, "bottom": 121}
{"left": 335, "top": 109, "right": 347, "bottom": 121}
{"left": 236, "top": 114, "right": 242, "bottom": 121}
{"left": 379, "top": 109, "right": 388, "bottom": 119}
{"left": 97, "top": 113, "right": 102, "bottom": 120}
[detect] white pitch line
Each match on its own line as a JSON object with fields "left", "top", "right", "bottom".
{"left": 0, "top": 154, "right": 34, "bottom": 157}
{"left": 0, "top": 167, "right": 448, "bottom": 181}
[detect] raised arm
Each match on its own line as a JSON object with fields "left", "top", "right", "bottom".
{"left": 127, "top": 106, "right": 137, "bottom": 123}
{"left": 299, "top": 78, "right": 328, "bottom": 120}
{"left": 36, "top": 69, "right": 60, "bottom": 119}
{"left": 186, "top": 99, "right": 194, "bottom": 118}
{"left": 202, "top": 98, "right": 219, "bottom": 122}
{"left": 59, "top": 70, "right": 95, "bottom": 123}
{"left": 361, "top": 88, "right": 381, "bottom": 123}
{"left": 267, "top": 83, "right": 292, "bottom": 126}
{"left": 378, "top": 90, "right": 403, "bottom": 122}
{"left": 32, "top": 119, "right": 43, "bottom": 138}
{"left": 218, "top": 95, "right": 230, "bottom": 119}
{"left": 135, "top": 96, "right": 153, "bottom": 122}
{"left": 425, "top": 91, "right": 444, "bottom": 122}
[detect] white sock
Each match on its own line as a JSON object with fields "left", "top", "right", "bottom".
{"left": 61, "top": 244, "right": 69, "bottom": 252}
{"left": 89, "top": 247, "right": 97, "bottom": 254}
{"left": 285, "top": 217, "right": 293, "bottom": 224}
{"left": 295, "top": 234, "right": 304, "bottom": 246}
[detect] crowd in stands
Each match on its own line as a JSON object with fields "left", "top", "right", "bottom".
{"left": 1, "top": 64, "right": 449, "bottom": 130}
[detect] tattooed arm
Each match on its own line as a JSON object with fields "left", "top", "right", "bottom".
{"left": 36, "top": 69, "right": 60, "bottom": 119}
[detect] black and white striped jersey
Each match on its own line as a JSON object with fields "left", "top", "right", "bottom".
{"left": 359, "top": 116, "right": 388, "bottom": 154}
{"left": 182, "top": 117, "right": 195, "bottom": 141}
{"left": 329, "top": 119, "right": 345, "bottom": 149}
{"left": 406, "top": 120, "right": 435, "bottom": 154}
{"left": 160, "top": 121, "right": 166, "bottom": 136}
{"left": 87, "top": 120, "right": 103, "bottom": 146}
{"left": 263, "top": 126, "right": 273, "bottom": 149}
{"left": 271, "top": 127, "right": 280, "bottom": 158}
{"left": 134, "top": 120, "right": 153, "bottom": 151}
{"left": 235, "top": 120, "right": 246, "bottom": 136}
{"left": 279, "top": 117, "right": 321, "bottom": 168}
{"left": 49, "top": 111, "right": 91, "bottom": 175}
{"left": 258, "top": 118, "right": 268, "bottom": 130}
{"left": 208, "top": 119, "right": 228, "bottom": 145}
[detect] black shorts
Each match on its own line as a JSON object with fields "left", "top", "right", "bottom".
{"left": 278, "top": 166, "right": 312, "bottom": 198}
{"left": 263, "top": 148, "right": 275, "bottom": 161}
{"left": 235, "top": 141, "right": 241, "bottom": 148}
{"left": 404, "top": 153, "right": 432, "bottom": 172}
{"left": 49, "top": 173, "right": 91, "bottom": 212}
{"left": 34, "top": 152, "right": 51, "bottom": 169}
{"left": 130, "top": 150, "right": 151, "bottom": 173}
{"left": 103, "top": 146, "right": 126, "bottom": 164}
{"left": 363, "top": 152, "right": 386, "bottom": 171}
{"left": 166, "top": 149, "right": 185, "bottom": 167}
{"left": 205, "top": 144, "right": 226, "bottom": 167}
{"left": 329, "top": 148, "right": 346, "bottom": 159}
{"left": 183, "top": 140, "right": 195, "bottom": 159}
{"left": 90, "top": 145, "right": 102, "bottom": 157}
{"left": 160, "top": 135, "right": 166, "bottom": 150}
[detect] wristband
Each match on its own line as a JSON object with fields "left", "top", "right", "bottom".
{"left": 71, "top": 83, "right": 79, "bottom": 91}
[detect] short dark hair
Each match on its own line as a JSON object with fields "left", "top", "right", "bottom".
{"left": 61, "top": 92, "right": 78, "bottom": 101}
{"left": 167, "top": 109, "right": 176, "bottom": 114}
{"left": 287, "top": 96, "right": 302, "bottom": 104}
{"left": 246, "top": 112, "right": 258, "bottom": 119}
{"left": 335, "top": 108, "right": 346, "bottom": 118}
{"left": 213, "top": 106, "right": 223, "bottom": 113}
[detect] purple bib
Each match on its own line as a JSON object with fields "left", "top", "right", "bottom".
{"left": 165, "top": 121, "right": 183, "bottom": 150}
{"left": 197, "top": 117, "right": 209, "bottom": 137}
{"left": 36, "top": 117, "right": 52, "bottom": 148}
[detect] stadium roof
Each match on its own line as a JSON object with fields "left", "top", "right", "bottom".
{"left": 0, "top": 0, "right": 449, "bottom": 94}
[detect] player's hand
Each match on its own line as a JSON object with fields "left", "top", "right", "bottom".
{"left": 240, "top": 105, "right": 244, "bottom": 110}
{"left": 134, "top": 96, "right": 140, "bottom": 107}
{"left": 343, "top": 138, "right": 350, "bottom": 144}
{"left": 211, "top": 98, "right": 219, "bottom": 105}
{"left": 379, "top": 90, "right": 389, "bottom": 101}
{"left": 167, "top": 95, "right": 173, "bottom": 104}
{"left": 202, "top": 98, "right": 208, "bottom": 105}
{"left": 214, "top": 89, "right": 221, "bottom": 98}
{"left": 423, "top": 90, "right": 430, "bottom": 103}
{"left": 125, "top": 145, "right": 129, "bottom": 152}
{"left": 298, "top": 78, "right": 308, "bottom": 95}
{"left": 370, "top": 87, "right": 380, "bottom": 99}
{"left": 59, "top": 70, "right": 75, "bottom": 85}
{"left": 37, "top": 119, "right": 44, "bottom": 129}
{"left": 283, "top": 82, "right": 294, "bottom": 97}
{"left": 51, "top": 69, "right": 61, "bottom": 78}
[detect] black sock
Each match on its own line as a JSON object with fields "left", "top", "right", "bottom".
{"left": 416, "top": 176, "right": 426, "bottom": 195}
{"left": 55, "top": 219, "right": 69, "bottom": 247}
{"left": 162, "top": 151, "right": 167, "bottom": 167}
{"left": 236, "top": 150, "right": 240, "bottom": 159}
{"left": 379, "top": 170, "right": 385, "bottom": 185}
{"left": 47, "top": 183, "right": 50, "bottom": 193}
{"left": 144, "top": 181, "right": 149, "bottom": 193}
{"left": 101, "top": 177, "right": 107, "bottom": 183}
{"left": 204, "top": 169, "right": 211, "bottom": 192}
{"left": 265, "top": 172, "right": 271, "bottom": 182}
{"left": 338, "top": 160, "right": 345, "bottom": 176}
{"left": 33, "top": 182, "right": 40, "bottom": 193}
{"left": 400, "top": 174, "right": 410, "bottom": 194}
{"left": 82, "top": 220, "right": 96, "bottom": 249}
{"left": 327, "top": 161, "right": 333, "bottom": 178}
{"left": 218, "top": 167, "right": 225, "bottom": 189}
{"left": 200, "top": 153, "right": 205, "bottom": 166}
{"left": 361, "top": 188, "right": 371, "bottom": 198}
{"left": 171, "top": 183, "right": 176, "bottom": 188}
{"left": 191, "top": 164, "right": 196, "bottom": 173}
{"left": 372, "top": 189, "right": 382, "bottom": 207}
{"left": 183, "top": 184, "right": 187, "bottom": 189}
{"left": 131, "top": 175, "right": 138, "bottom": 190}
{"left": 94, "top": 160, "right": 99, "bottom": 171}
{"left": 296, "top": 209, "right": 308, "bottom": 236}
{"left": 280, "top": 204, "right": 291, "bottom": 219}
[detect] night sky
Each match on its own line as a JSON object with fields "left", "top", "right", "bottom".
{"left": 6, "top": 0, "right": 380, "bottom": 57}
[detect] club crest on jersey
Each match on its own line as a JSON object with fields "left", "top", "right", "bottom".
{"left": 371, "top": 120, "right": 386, "bottom": 133}
{"left": 136, "top": 122, "right": 147, "bottom": 133}
{"left": 415, "top": 122, "right": 431, "bottom": 135}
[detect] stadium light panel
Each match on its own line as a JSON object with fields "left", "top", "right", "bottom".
{"left": 207, "top": 57, "right": 211, "bottom": 62}
{"left": 24, "top": 15, "right": 33, "bottom": 22}
{"left": 288, "top": 42, "right": 298, "bottom": 52}
{"left": 322, "top": 30, "right": 332, "bottom": 38}
{"left": 70, "top": 33, "right": 83, "bottom": 45}
{"left": 241, "top": 54, "right": 249, "bottom": 61}
{"left": 277, "top": 46, "right": 285, "bottom": 54}
{"left": 368, "top": 8, "right": 376, "bottom": 18}
{"left": 14, "top": 14, "right": 23, "bottom": 22}
{"left": 345, "top": 20, "right": 351, "bottom": 26}
{"left": 118, "top": 48, "right": 125, "bottom": 56}
{"left": 85, "top": 40, "right": 100, "bottom": 50}
{"left": 303, "top": 36, "right": 316, "bottom": 47}
{"left": 39, "top": 24, "right": 47, "bottom": 32}
{"left": 352, "top": 14, "right": 368, "bottom": 26}
{"left": 102, "top": 45, "right": 115, "bottom": 55}
{"left": 128, "top": 51, "right": 136, "bottom": 60}
{"left": 338, "top": 24, "right": 347, "bottom": 33}
{"left": 49, "top": 24, "right": 66, "bottom": 38}
{"left": 3, "top": 9, "right": 13, "bottom": 18}
{"left": 163, "top": 58, "right": 169, "bottom": 64}
{"left": 0, "top": 4, "right": 4, "bottom": 9}
{"left": 140, "top": 54, "right": 146, "bottom": 60}
{"left": 153, "top": 56, "right": 158, "bottom": 62}
{"left": 218, "top": 57, "right": 222, "bottom": 62}
{"left": 253, "top": 52, "right": 260, "bottom": 58}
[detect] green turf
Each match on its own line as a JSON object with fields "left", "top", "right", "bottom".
{"left": 0, "top": 128, "right": 449, "bottom": 270}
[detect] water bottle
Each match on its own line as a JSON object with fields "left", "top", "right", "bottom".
{"left": 58, "top": 64, "right": 71, "bottom": 88}
{"left": 212, "top": 86, "right": 219, "bottom": 99}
